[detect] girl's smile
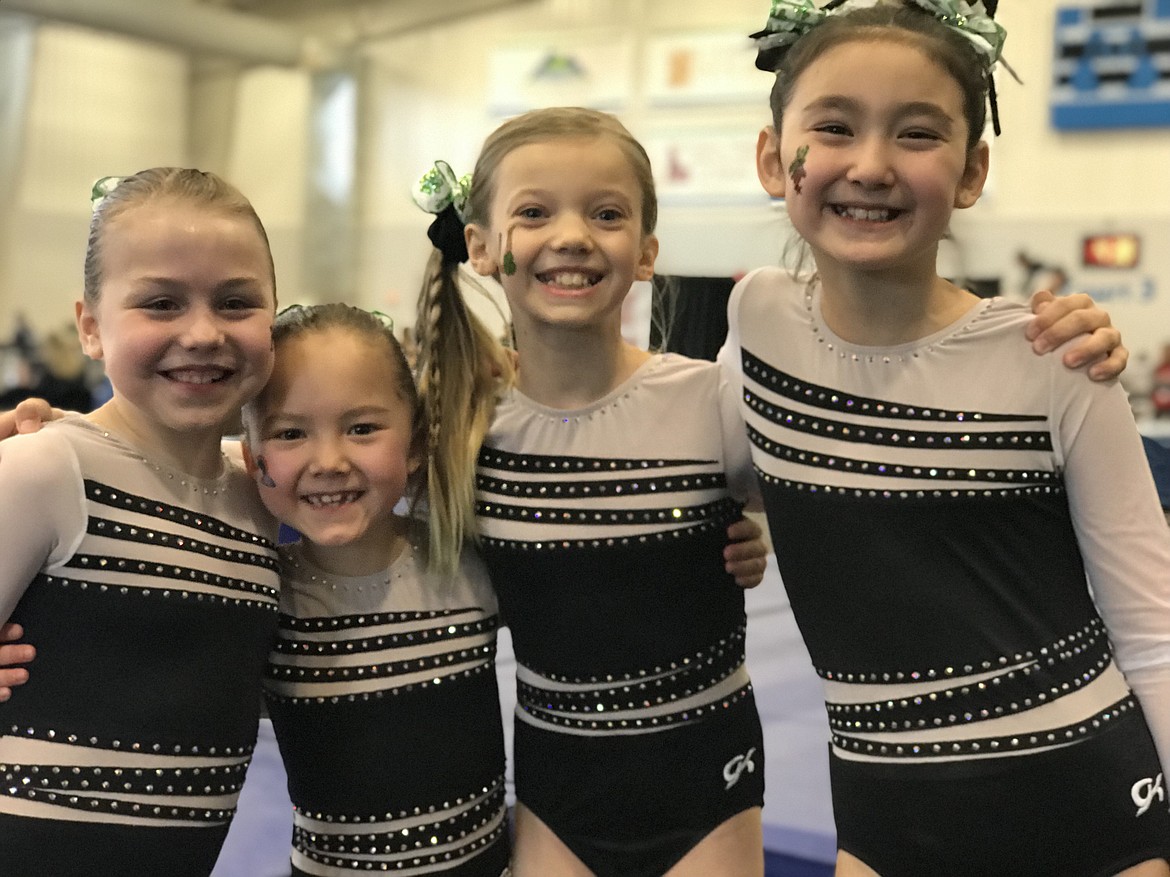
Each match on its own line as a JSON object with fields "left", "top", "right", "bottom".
{"left": 248, "top": 327, "right": 421, "bottom": 575}
{"left": 467, "top": 137, "right": 657, "bottom": 338}
{"left": 76, "top": 199, "right": 276, "bottom": 474}
{"left": 759, "top": 40, "right": 987, "bottom": 282}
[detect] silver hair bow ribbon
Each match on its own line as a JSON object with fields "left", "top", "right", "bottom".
{"left": 751, "top": 0, "right": 829, "bottom": 67}
{"left": 907, "top": 0, "right": 1006, "bottom": 67}
{"left": 411, "top": 160, "right": 471, "bottom": 221}
{"left": 754, "top": 0, "right": 1008, "bottom": 73}
{"left": 90, "top": 175, "right": 124, "bottom": 212}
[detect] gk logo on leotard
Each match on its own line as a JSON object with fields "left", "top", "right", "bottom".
{"left": 723, "top": 748, "right": 757, "bottom": 791}
{"left": 1131, "top": 773, "right": 1164, "bottom": 817}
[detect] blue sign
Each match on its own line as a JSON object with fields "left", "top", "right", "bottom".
{"left": 1052, "top": 1, "right": 1170, "bottom": 129}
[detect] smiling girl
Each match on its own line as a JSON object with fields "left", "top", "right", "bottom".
{"left": 241, "top": 303, "right": 511, "bottom": 877}
{"left": 417, "top": 108, "right": 769, "bottom": 877}
{"left": 719, "top": 2, "right": 1170, "bottom": 874}
{"left": 0, "top": 168, "right": 281, "bottom": 875}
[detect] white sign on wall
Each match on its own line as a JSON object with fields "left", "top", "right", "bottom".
{"left": 643, "top": 128, "right": 767, "bottom": 205}
{"left": 487, "top": 41, "right": 634, "bottom": 116}
{"left": 644, "top": 32, "right": 767, "bottom": 107}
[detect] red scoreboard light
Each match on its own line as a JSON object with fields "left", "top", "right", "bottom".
{"left": 1082, "top": 233, "right": 1140, "bottom": 269}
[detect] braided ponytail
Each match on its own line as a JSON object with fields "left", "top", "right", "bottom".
{"left": 414, "top": 251, "right": 513, "bottom": 575}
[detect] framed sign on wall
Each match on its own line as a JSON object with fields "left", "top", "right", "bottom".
{"left": 1051, "top": 0, "right": 1170, "bottom": 129}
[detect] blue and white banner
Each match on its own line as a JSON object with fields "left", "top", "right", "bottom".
{"left": 1052, "top": 0, "right": 1170, "bottom": 129}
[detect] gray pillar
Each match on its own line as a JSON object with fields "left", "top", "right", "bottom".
{"left": 303, "top": 63, "right": 360, "bottom": 303}
{"left": 0, "top": 13, "right": 36, "bottom": 279}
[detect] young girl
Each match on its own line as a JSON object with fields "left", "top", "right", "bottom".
{"left": 239, "top": 303, "right": 512, "bottom": 877}
{"left": 416, "top": 108, "right": 770, "bottom": 877}
{"left": 0, "top": 168, "right": 281, "bottom": 875}
{"left": 416, "top": 102, "right": 1135, "bottom": 874}
{"left": 719, "top": 2, "right": 1170, "bottom": 874}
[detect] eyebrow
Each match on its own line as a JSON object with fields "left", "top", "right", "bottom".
{"left": 508, "top": 187, "right": 634, "bottom": 205}
{"left": 803, "top": 95, "right": 955, "bottom": 133}
{"left": 134, "top": 276, "right": 266, "bottom": 293}
{"left": 260, "top": 405, "right": 394, "bottom": 428}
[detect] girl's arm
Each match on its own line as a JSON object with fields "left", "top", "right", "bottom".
{"left": 1058, "top": 375, "right": 1170, "bottom": 771}
{"left": 0, "top": 430, "right": 86, "bottom": 700}
{"left": 0, "top": 434, "right": 71, "bottom": 622}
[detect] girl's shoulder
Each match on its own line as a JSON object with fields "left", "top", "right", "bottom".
{"left": 0, "top": 414, "right": 90, "bottom": 474}
{"left": 728, "top": 267, "right": 810, "bottom": 330}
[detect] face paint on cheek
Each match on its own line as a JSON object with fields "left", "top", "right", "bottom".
{"left": 789, "top": 145, "right": 810, "bottom": 195}
{"left": 500, "top": 226, "right": 516, "bottom": 276}
{"left": 256, "top": 455, "right": 277, "bottom": 489}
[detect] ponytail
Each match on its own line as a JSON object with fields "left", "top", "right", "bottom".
{"left": 414, "top": 251, "right": 513, "bottom": 575}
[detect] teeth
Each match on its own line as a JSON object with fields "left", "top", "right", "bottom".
{"left": 836, "top": 206, "right": 894, "bottom": 222}
{"left": 304, "top": 492, "right": 360, "bottom": 507}
{"left": 545, "top": 272, "right": 596, "bottom": 289}
{"left": 168, "top": 369, "right": 226, "bottom": 384}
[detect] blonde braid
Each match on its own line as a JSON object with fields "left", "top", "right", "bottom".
{"left": 414, "top": 252, "right": 513, "bottom": 575}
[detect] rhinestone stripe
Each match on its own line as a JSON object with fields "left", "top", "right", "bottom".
{"left": 265, "top": 603, "right": 498, "bottom": 704}
{"left": 477, "top": 470, "right": 728, "bottom": 499}
{"left": 744, "top": 393, "right": 1052, "bottom": 453}
{"left": 83, "top": 480, "right": 275, "bottom": 551}
{"left": 754, "top": 469, "right": 1063, "bottom": 501}
{"left": 267, "top": 643, "right": 497, "bottom": 685}
{"left": 519, "top": 649, "right": 745, "bottom": 715}
{"left": 831, "top": 697, "right": 1137, "bottom": 759}
{"left": 264, "top": 661, "right": 496, "bottom": 705}
{"left": 6, "top": 725, "right": 254, "bottom": 757}
{"left": 479, "top": 447, "right": 716, "bottom": 473}
{"left": 520, "top": 681, "right": 754, "bottom": 733}
{"left": 826, "top": 642, "right": 1111, "bottom": 733}
{"left": 295, "top": 777, "right": 503, "bottom": 832}
{"left": 817, "top": 619, "right": 1105, "bottom": 684}
{"left": 292, "top": 779, "right": 506, "bottom": 873}
{"left": 479, "top": 516, "right": 733, "bottom": 552}
{"left": 87, "top": 516, "right": 278, "bottom": 573}
{"left": 279, "top": 606, "right": 474, "bottom": 633}
{"left": 0, "top": 786, "right": 234, "bottom": 822}
{"left": 476, "top": 495, "right": 740, "bottom": 528}
{"left": 1, "top": 735, "right": 252, "bottom": 825}
{"left": 2, "top": 760, "right": 248, "bottom": 796}
{"left": 521, "top": 624, "right": 745, "bottom": 683}
{"left": 740, "top": 349, "right": 1042, "bottom": 424}
{"left": 746, "top": 424, "right": 1057, "bottom": 485}
{"left": 52, "top": 563, "right": 279, "bottom": 606}
{"left": 272, "top": 616, "right": 496, "bottom": 657}
{"left": 517, "top": 627, "right": 751, "bottom": 732}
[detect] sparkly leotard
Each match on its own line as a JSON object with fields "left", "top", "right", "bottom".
{"left": 263, "top": 529, "right": 510, "bottom": 877}
{"left": 476, "top": 353, "right": 765, "bottom": 877}
{"left": 719, "top": 268, "right": 1170, "bottom": 875}
{"left": 0, "top": 416, "right": 280, "bottom": 876}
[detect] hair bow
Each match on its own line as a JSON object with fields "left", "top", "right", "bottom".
{"left": 753, "top": 0, "right": 1006, "bottom": 72}
{"left": 412, "top": 161, "right": 472, "bottom": 267}
{"left": 751, "top": 1, "right": 827, "bottom": 71}
{"left": 412, "top": 161, "right": 470, "bottom": 221}
{"left": 907, "top": 0, "right": 1006, "bottom": 66}
{"left": 90, "top": 175, "right": 124, "bottom": 212}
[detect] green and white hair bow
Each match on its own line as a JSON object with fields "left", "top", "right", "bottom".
{"left": 412, "top": 160, "right": 471, "bottom": 221}
{"left": 90, "top": 175, "right": 124, "bottom": 212}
